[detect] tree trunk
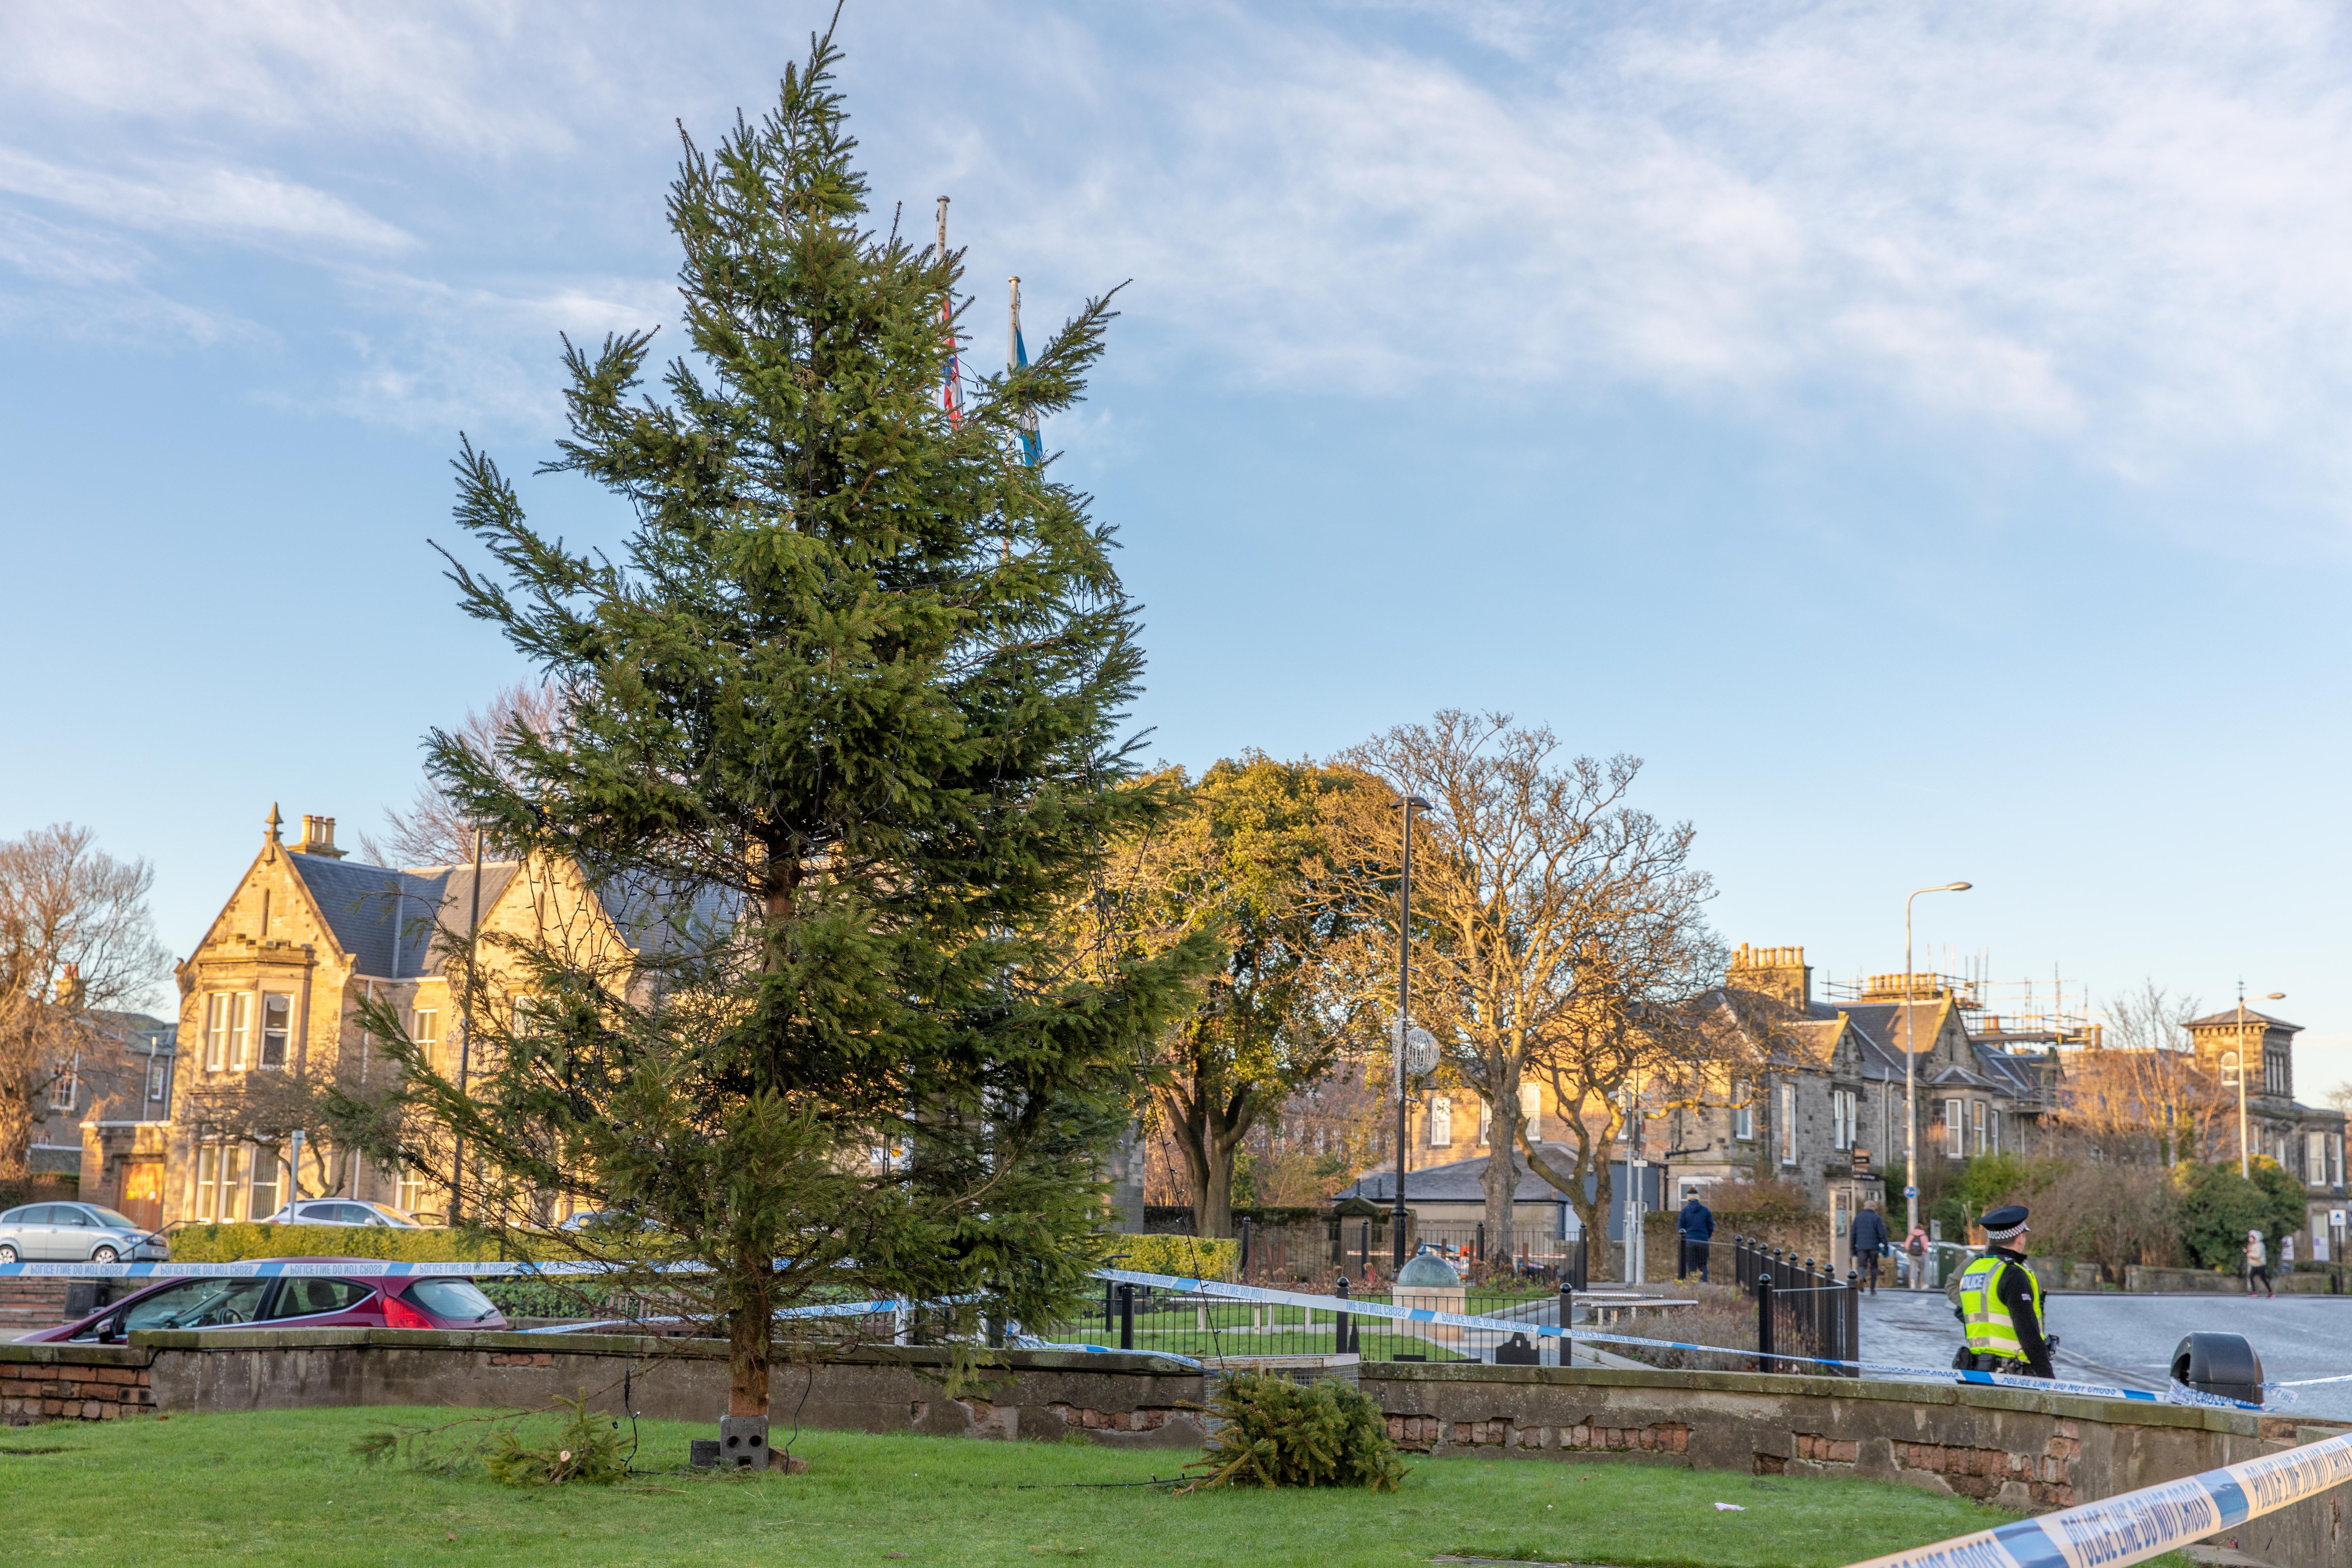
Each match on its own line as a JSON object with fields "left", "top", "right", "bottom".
{"left": 0, "top": 1092, "right": 30, "bottom": 1182}
{"left": 1159, "top": 1068, "right": 1256, "bottom": 1239}
{"left": 729, "top": 1251, "right": 776, "bottom": 1420}
{"left": 1479, "top": 1072, "right": 1521, "bottom": 1280}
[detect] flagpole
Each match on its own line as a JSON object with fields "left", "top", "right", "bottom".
{"left": 1009, "top": 275, "right": 1021, "bottom": 375}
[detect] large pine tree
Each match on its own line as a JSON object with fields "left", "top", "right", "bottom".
{"left": 346, "top": 23, "right": 1212, "bottom": 1428}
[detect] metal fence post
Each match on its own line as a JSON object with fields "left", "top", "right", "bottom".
{"left": 1336, "top": 1275, "right": 1353, "bottom": 1356}
{"left": 1239, "top": 1216, "right": 1253, "bottom": 1279}
{"left": 1118, "top": 1282, "right": 1134, "bottom": 1351}
{"left": 1844, "top": 1267, "right": 1860, "bottom": 1378}
{"left": 1757, "top": 1272, "right": 1775, "bottom": 1374}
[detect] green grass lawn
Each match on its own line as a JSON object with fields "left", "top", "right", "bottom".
{"left": 0, "top": 1405, "right": 2061, "bottom": 1568}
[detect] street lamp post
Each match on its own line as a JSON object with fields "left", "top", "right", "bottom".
{"left": 2234, "top": 983, "right": 2287, "bottom": 1180}
{"left": 1903, "top": 882, "right": 1973, "bottom": 1246}
{"left": 1392, "top": 793, "right": 1432, "bottom": 1274}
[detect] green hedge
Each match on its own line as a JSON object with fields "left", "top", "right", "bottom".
{"left": 167, "top": 1223, "right": 546, "bottom": 1263}
{"left": 1108, "top": 1234, "right": 1237, "bottom": 1281}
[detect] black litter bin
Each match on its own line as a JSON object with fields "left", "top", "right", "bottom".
{"left": 2171, "top": 1332, "right": 2264, "bottom": 1406}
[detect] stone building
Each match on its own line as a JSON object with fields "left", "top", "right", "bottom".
{"left": 21, "top": 995, "right": 176, "bottom": 1230}
{"left": 162, "top": 806, "right": 658, "bottom": 1226}
{"left": 2183, "top": 1006, "right": 2347, "bottom": 1247}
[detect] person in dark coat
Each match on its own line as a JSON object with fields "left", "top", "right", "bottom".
{"left": 1678, "top": 1194, "right": 1715, "bottom": 1282}
{"left": 1849, "top": 1200, "right": 1891, "bottom": 1294}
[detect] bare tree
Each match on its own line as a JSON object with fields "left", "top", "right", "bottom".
{"left": 1327, "top": 712, "right": 1721, "bottom": 1270}
{"left": 0, "top": 825, "right": 175, "bottom": 1177}
{"left": 361, "top": 681, "right": 567, "bottom": 867}
{"left": 2059, "top": 981, "right": 2221, "bottom": 1164}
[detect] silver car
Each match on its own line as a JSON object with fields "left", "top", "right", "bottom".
{"left": 0, "top": 1202, "right": 170, "bottom": 1264}
{"left": 256, "top": 1199, "right": 423, "bottom": 1228}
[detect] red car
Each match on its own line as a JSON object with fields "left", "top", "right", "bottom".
{"left": 15, "top": 1262, "right": 507, "bottom": 1344}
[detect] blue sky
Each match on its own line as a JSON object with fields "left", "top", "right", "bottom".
{"left": 4, "top": 1, "right": 2348, "bottom": 1091}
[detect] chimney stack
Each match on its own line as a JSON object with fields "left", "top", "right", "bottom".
{"left": 294, "top": 814, "right": 346, "bottom": 859}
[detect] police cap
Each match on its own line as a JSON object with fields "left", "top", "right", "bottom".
{"left": 1981, "top": 1204, "right": 2030, "bottom": 1240}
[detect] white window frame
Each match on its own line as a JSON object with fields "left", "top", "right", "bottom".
{"left": 1778, "top": 1082, "right": 1796, "bottom": 1167}
{"left": 1832, "top": 1088, "right": 1856, "bottom": 1152}
{"left": 1945, "top": 1099, "right": 1965, "bottom": 1159}
{"left": 412, "top": 1008, "right": 441, "bottom": 1076}
{"left": 195, "top": 1144, "right": 221, "bottom": 1221}
{"left": 228, "top": 992, "right": 253, "bottom": 1070}
{"left": 1972, "top": 1100, "right": 1987, "bottom": 1155}
{"left": 1520, "top": 1081, "right": 1541, "bottom": 1142}
{"left": 259, "top": 992, "right": 294, "bottom": 1070}
{"left": 1732, "top": 1083, "right": 1754, "bottom": 1143}
{"left": 397, "top": 1166, "right": 426, "bottom": 1215}
{"left": 221, "top": 1144, "right": 251, "bottom": 1221}
{"left": 146, "top": 1054, "right": 168, "bottom": 1103}
{"left": 1430, "top": 1096, "right": 1452, "bottom": 1149}
{"left": 247, "top": 1144, "right": 279, "bottom": 1221}
{"left": 1988, "top": 1109, "right": 2001, "bottom": 1156}
{"left": 48, "top": 1054, "right": 77, "bottom": 1110}
{"left": 1478, "top": 1100, "right": 1491, "bottom": 1147}
{"left": 205, "top": 994, "right": 230, "bottom": 1071}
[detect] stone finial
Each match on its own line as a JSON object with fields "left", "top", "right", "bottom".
{"left": 266, "top": 803, "right": 284, "bottom": 844}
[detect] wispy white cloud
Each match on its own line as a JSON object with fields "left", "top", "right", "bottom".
{"left": 0, "top": 148, "right": 412, "bottom": 251}
{"left": 6, "top": 0, "right": 2352, "bottom": 502}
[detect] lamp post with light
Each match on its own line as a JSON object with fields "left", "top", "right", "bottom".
{"left": 1391, "top": 794, "right": 1434, "bottom": 1273}
{"left": 1903, "top": 881, "right": 1972, "bottom": 1245}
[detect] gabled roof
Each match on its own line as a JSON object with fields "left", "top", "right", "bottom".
{"left": 287, "top": 854, "right": 520, "bottom": 979}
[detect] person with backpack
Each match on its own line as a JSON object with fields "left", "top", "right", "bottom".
{"left": 2247, "top": 1229, "right": 2274, "bottom": 1297}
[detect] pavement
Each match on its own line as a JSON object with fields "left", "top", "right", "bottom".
{"left": 1856, "top": 1282, "right": 2352, "bottom": 1421}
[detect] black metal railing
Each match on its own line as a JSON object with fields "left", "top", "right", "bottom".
{"left": 1058, "top": 1273, "right": 1576, "bottom": 1367}
{"left": 1733, "top": 1235, "right": 1858, "bottom": 1378}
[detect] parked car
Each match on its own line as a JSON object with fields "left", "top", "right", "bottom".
{"left": 257, "top": 1200, "right": 425, "bottom": 1228}
{"left": 0, "top": 1202, "right": 170, "bottom": 1264}
{"left": 14, "top": 1262, "right": 507, "bottom": 1344}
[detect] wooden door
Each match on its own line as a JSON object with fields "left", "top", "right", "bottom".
{"left": 119, "top": 1161, "right": 163, "bottom": 1233}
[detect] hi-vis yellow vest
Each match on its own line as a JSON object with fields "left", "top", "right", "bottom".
{"left": 1958, "top": 1255, "right": 2042, "bottom": 1363}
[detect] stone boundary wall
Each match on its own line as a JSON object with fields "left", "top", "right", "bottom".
{"left": 0, "top": 1343, "right": 153, "bottom": 1423}
{"left": 6, "top": 1331, "right": 2350, "bottom": 1565}
{"left": 2124, "top": 1265, "right": 2347, "bottom": 1295}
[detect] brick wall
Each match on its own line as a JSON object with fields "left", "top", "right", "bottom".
{"left": 0, "top": 1348, "right": 153, "bottom": 1423}
{"left": 0, "top": 1278, "right": 74, "bottom": 1333}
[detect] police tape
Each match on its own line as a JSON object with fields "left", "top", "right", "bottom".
{"left": 1094, "top": 1268, "right": 2265, "bottom": 1411}
{"left": 0, "top": 1258, "right": 651, "bottom": 1280}
{"left": 0, "top": 1256, "right": 2304, "bottom": 1409}
{"left": 1842, "top": 1428, "right": 2352, "bottom": 1568}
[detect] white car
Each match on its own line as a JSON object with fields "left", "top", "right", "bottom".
{"left": 257, "top": 1199, "right": 425, "bottom": 1228}
{"left": 0, "top": 1202, "right": 170, "bottom": 1264}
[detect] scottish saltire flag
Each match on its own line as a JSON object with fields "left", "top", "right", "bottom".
{"left": 1012, "top": 321, "right": 1041, "bottom": 467}
{"left": 1010, "top": 274, "right": 1042, "bottom": 467}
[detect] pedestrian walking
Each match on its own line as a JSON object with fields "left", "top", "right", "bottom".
{"left": 1953, "top": 1204, "right": 2054, "bottom": 1378}
{"left": 1849, "top": 1200, "right": 1890, "bottom": 1294}
{"left": 2246, "top": 1229, "right": 2274, "bottom": 1297}
{"left": 1904, "top": 1223, "right": 1930, "bottom": 1291}
{"left": 1678, "top": 1192, "right": 1715, "bottom": 1282}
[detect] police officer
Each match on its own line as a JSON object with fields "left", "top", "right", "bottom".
{"left": 1953, "top": 1204, "right": 2054, "bottom": 1379}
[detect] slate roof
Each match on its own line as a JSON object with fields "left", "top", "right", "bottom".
{"left": 291, "top": 852, "right": 743, "bottom": 978}
{"left": 288, "top": 854, "right": 520, "bottom": 979}
{"left": 1337, "top": 1145, "right": 1587, "bottom": 1206}
{"left": 2185, "top": 1008, "right": 2302, "bottom": 1034}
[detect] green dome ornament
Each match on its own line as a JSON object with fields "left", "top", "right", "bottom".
{"left": 1395, "top": 1248, "right": 1462, "bottom": 1288}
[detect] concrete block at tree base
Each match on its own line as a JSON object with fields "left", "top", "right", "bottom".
{"left": 718, "top": 1414, "right": 768, "bottom": 1468}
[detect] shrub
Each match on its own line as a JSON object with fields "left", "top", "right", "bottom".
{"left": 1703, "top": 1179, "right": 1813, "bottom": 1222}
{"left": 167, "top": 1223, "right": 505, "bottom": 1263}
{"left": 1110, "top": 1234, "right": 1237, "bottom": 1281}
{"left": 1183, "top": 1371, "right": 1404, "bottom": 1492}
{"left": 2173, "top": 1159, "right": 2306, "bottom": 1270}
